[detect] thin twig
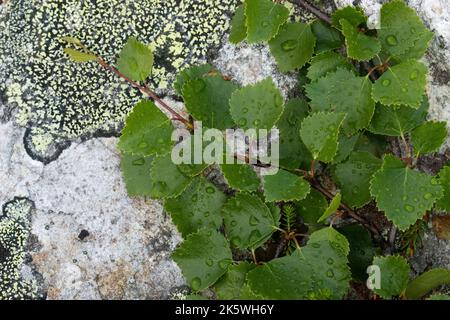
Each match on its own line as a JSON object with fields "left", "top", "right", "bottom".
{"left": 97, "top": 58, "right": 193, "bottom": 130}
{"left": 311, "top": 181, "right": 386, "bottom": 245}
{"left": 289, "top": 0, "right": 331, "bottom": 24}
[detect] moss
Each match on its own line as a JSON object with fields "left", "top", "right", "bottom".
{"left": 0, "top": 0, "right": 238, "bottom": 161}
{"left": 0, "top": 198, "right": 38, "bottom": 300}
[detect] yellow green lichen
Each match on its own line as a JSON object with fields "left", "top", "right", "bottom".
{"left": 0, "top": 198, "right": 39, "bottom": 300}
{"left": 0, "top": 0, "right": 238, "bottom": 161}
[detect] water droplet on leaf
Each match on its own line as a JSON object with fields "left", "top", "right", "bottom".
{"left": 191, "top": 277, "right": 202, "bottom": 291}
{"left": 132, "top": 158, "right": 145, "bottom": 166}
{"left": 281, "top": 40, "right": 297, "bottom": 52}
{"left": 386, "top": 35, "right": 398, "bottom": 46}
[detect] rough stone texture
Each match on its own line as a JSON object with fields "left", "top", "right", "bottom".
{"left": 0, "top": 121, "right": 185, "bottom": 299}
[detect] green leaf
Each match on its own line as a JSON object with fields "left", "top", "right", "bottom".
{"left": 246, "top": 227, "right": 351, "bottom": 299}
{"left": 405, "top": 268, "right": 450, "bottom": 300}
{"left": 436, "top": 166, "right": 450, "bottom": 212}
{"left": 268, "top": 22, "right": 316, "bottom": 72}
{"left": 63, "top": 48, "right": 97, "bottom": 62}
{"left": 368, "top": 98, "right": 429, "bottom": 136}
{"left": 334, "top": 151, "right": 382, "bottom": 208}
{"left": 229, "top": 4, "right": 247, "bottom": 44}
{"left": 172, "top": 229, "right": 232, "bottom": 292}
{"left": 333, "top": 133, "right": 360, "bottom": 164}
{"left": 331, "top": 6, "right": 366, "bottom": 29}
{"left": 220, "top": 164, "right": 260, "bottom": 192}
{"left": 372, "top": 60, "right": 427, "bottom": 108}
{"left": 306, "top": 52, "right": 354, "bottom": 82}
{"left": 183, "top": 75, "right": 238, "bottom": 130}
{"left": 340, "top": 19, "right": 380, "bottom": 61}
{"left": 305, "top": 68, "right": 375, "bottom": 134}
{"left": 263, "top": 170, "right": 311, "bottom": 202}
{"left": 411, "top": 121, "right": 447, "bottom": 156}
{"left": 338, "top": 224, "right": 376, "bottom": 281}
{"left": 222, "top": 192, "right": 275, "bottom": 249}
{"left": 120, "top": 153, "right": 154, "bottom": 196}
{"left": 61, "top": 36, "right": 83, "bottom": 46}
{"left": 355, "top": 133, "right": 388, "bottom": 157}
{"left": 276, "top": 98, "right": 312, "bottom": 170}
{"left": 428, "top": 294, "right": 450, "bottom": 300}
{"left": 116, "top": 37, "right": 153, "bottom": 82}
{"left": 370, "top": 154, "right": 444, "bottom": 231}
{"left": 178, "top": 163, "right": 210, "bottom": 177}
{"left": 214, "top": 262, "right": 256, "bottom": 300}
{"left": 245, "top": 0, "right": 290, "bottom": 44}
{"left": 174, "top": 64, "right": 213, "bottom": 96}
{"left": 295, "top": 189, "right": 328, "bottom": 225}
{"left": 318, "top": 193, "right": 341, "bottom": 223}
{"left": 371, "top": 255, "right": 410, "bottom": 299}
{"left": 164, "top": 176, "right": 226, "bottom": 237}
{"left": 379, "top": 0, "right": 433, "bottom": 59}
{"left": 184, "top": 294, "right": 209, "bottom": 300}
{"left": 118, "top": 100, "right": 173, "bottom": 156}
{"left": 299, "top": 112, "right": 346, "bottom": 163}
{"left": 229, "top": 78, "right": 284, "bottom": 130}
{"left": 311, "top": 19, "right": 344, "bottom": 53}
{"left": 150, "top": 154, "right": 192, "bottom": 199}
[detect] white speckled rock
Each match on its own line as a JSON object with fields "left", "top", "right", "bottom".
{"left": 0, "top": 122, "right": 184, "bottom": 299}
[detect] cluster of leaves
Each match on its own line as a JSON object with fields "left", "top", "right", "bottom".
{"left": 65, "top": 0, "right": 450, "bottom": 300}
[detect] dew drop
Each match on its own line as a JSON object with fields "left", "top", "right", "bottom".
{"left": 312, "top": 243, "right": 321, "bottom": 248}
{"left": 190, "top": 277, "right": 202, "bottom": 291}
{"left": 249, "top": 215, "right": 260, "bottom": 226}
{"left": 231, "top": 236, "right": 241, "bottom": 246}
{"left": 205, "top": 259, "right": 213, "bottom": 267}
{"left": 423, "top": 193, "right": 433, "bottom": 200}
{"left": 249, "top": 230, "right": 262, "bottom": 243}
{"left": 191, "top": 194, "right": 198, "bottom": 202}
{"left": 138, "top": 141, "right": 148, "bottom": 149}
{"left": 253, "top": 119, "right": 261, "bottom": 126}
{"left": 261, "top": 21, "right": 269, "bottom": 27}
{"left": 132, "top": 158, "right": 145, "bottom": 166}
{"left": 242, "top": 107, "right": 248, "bottom": 114}
{"left": 204, "top": 211, "right": 210, "bottom": 217}
{"left": 219, "top": 259, "right": 230, "bottom": 269}
{"left": 239, "top": 118, "right": 247, "bottom": 127}
{"left": 404, "top": 204, "right": 414, "bottom": 212}
{"left": 326, "top": 269, "right": 335, "bottom": 278}
{"left": 382, "top": 79, "right": 391, "bottom": 87}
{"left": 410, "top": 70, "right": 419, "bottom": 80}
{"left": 327, "top": 258, "right": 334, "bottom": 265}
{"left": 206, "top": 186, "right": 215, "bottom": 194}
{"left": 386, "top": 35, "right": 398, "bottom": 46}
{"left": 281, "top": 40, "right": 297, "bottom": 52}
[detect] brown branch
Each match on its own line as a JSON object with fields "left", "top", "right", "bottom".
{"left": 311, "top": 181, "right": 386, "bottom": 245}
{"left": 289, "top": 0, "right": 331, "bottom": 24}
{"left": 97, "top": 58, "right": 193, "bottom": 130}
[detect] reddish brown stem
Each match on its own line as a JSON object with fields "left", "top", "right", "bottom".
{"left": 311, "top": 181, "right": 386, "bottom": 245}
{"left": 289, "top": 0, "right": 331, "bottom": 24}
{"left": 97, "top": 58, "right": 193, "bottom": 130}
